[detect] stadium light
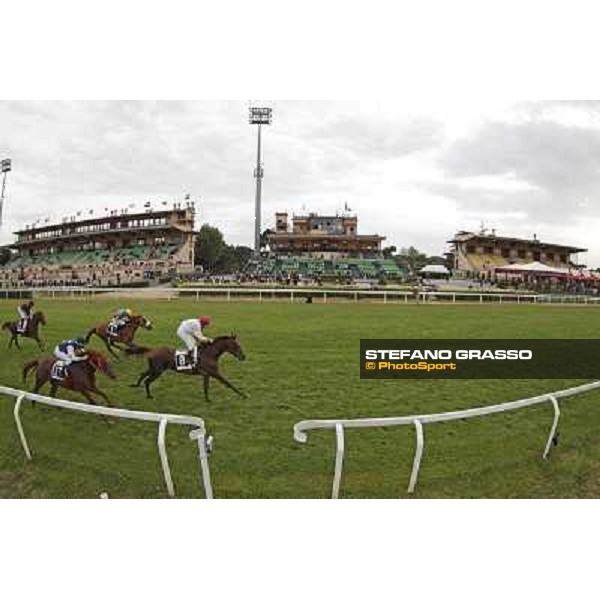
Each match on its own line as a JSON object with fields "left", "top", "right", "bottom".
{"left": 249, "top": 106, "right": 272, "bottom": 254}
{"left": 0, "top": 158, "right": 12, "bottom": 226}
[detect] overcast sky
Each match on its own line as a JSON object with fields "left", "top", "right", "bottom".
{"left": 1, "top": 100, "right": 600, "bottom": 265}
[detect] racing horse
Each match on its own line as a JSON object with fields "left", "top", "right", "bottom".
{"left": 22, "top": 348, "right": 117, "bottom": 408}
{"left": 2, "top": 310, "right": 47, "bottom": 351}
{"left": 86, "top": 314, "right": 153, "bottom": 358}
{"left": 127, "top": 335, "right": 246, "bottom": 401}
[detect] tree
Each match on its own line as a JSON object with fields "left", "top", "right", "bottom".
{"left": 396, "top": 246, "right": 429, "bottom": 276}
{"left": 382, "top": 245, "right": 397, "bottom": 258}
{"left": 233, "top": 245, "right": 252, "bottom": 268}
{"left": 194, "top": 224, "right": 254, "bottom": 273}
{"left": 195, "top": 224, "right": 226, "bottom": 271}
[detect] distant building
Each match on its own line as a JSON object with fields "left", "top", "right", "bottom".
{"left": 0, "top": 205, "right": 197, "bottom": 287}
{"left": 266, "top": 211, "right": 385, "bottom": 259}
{"left": 447, "top": 230, "right": 587, "bottom": 273}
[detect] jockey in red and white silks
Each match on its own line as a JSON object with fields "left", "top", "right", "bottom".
{"left": 177, "top": 316, "right": 213, "bottom": 360}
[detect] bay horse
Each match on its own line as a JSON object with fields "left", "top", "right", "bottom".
{"left": 22, "top": 349, "right": 117, "bottom": 408}
{"left": 128, "top": 335, "right": 246, "bottom": 401}
{"left": 2, "top": 310, "right": 47, "bottom": 351}
{"left": 86, "top": 314, "right": 153, "bottom": 357}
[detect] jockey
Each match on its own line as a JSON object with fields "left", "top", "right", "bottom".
{"left": 111, "top": 308, "right": 134, "bottom": 332}
{"left": 177, "top": 316, "right": 213, "bottom": 365}
{"left": 17, "top": 300, "right": 34, "bottom": 333}
{"left": 53, "top": 337, "right": 89, "bottom": 367}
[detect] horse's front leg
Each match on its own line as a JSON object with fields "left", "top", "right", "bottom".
{"left": 90, "top": 387, "right": 114, "bottom": 409}
{"left": 81, "top": 390, "right": 112, "bottom": 424}
{"left": 14, "top": 335, "right": 21, "bottom": 351}
{"left": 36, "top": 336, "right": 45, "bottom": 351}
{"left": 106, "top": 338, "right": 120, "bottom": 359}
{"left": 203, "top": 374, "right": 210, "bottom": 402}
{"left": 209, "top": 370, "right": 246, "bottom": 398}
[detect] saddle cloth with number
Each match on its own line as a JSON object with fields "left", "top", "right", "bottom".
{"left": 51, "top": 361, "right": 68, "bottom": 381}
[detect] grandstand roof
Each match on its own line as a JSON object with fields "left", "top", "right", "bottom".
{"left": 448, "top": 231, "right": 586, "bottom": 253}
{"left": 13, "top": 208, "right": 191, "bottom": 236}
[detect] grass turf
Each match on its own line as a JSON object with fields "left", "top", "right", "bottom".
{"left": 1, "top": 298, "right": 600, "bottom": 498}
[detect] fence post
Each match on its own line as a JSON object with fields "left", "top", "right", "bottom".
{"left": 543, "top": 396, "right": 561, "bottom": 460}
{"left": 332, "top": 423, "right": 345, "bottom": 499}
{"left": 408, "top": 419, "right": 424, "bottom": 494}
{"left": 194, "top": 431, "right": 214, "bottom": 499}
{"left": 157, "top": 419, "right": 175, "bottom": 498}
{"left": 13, "top": 394, "right": 32, "bottom": 460}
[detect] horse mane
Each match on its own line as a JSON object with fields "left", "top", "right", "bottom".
{"left": 87, "top": 348, "right": 109, "bottom": 368}
{"left": 212, "top": 334, "right": 237, "bottom": 342}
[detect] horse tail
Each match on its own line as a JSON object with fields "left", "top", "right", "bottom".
{"left": 23, "top": 359, "right": 39, "bottom": 382}
{"left": 2, "top": 321, "right": 12, "bottom": 331}
{"left": 124, "top": 343, "right": 152, "bottom": 356}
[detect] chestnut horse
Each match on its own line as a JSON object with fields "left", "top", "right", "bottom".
{"left": 86, "top": 314, "right": 153, "bottom": 357}
{"left": 22, "top": 349, "right": 117, "bottom": 407}
{"left": 128, "top": 335, "right": 246, "bottom": 401}
{"left": 2, "top": 310, "right": 47, "bottom": 351}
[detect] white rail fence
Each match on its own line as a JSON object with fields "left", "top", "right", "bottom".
{"left": 1, "top": 286, "right": 600, "bottom": 305}
{"left": 293, "top": 380, "right": 600, "bottom": 499}
{"left": 0, "top": 385, "right": 213, "bottom": 499}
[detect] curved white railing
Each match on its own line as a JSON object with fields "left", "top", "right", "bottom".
{"left": 293, "top": 380, "right": 600, "bottom": 498}
{"left": 1, "top": 286, "right": 600, "bottom": 305}
{"left": 0, "top": 385, "right": 213, "bottom": 499}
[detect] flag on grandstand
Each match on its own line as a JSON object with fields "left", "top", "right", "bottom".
{"left": 89, "top": 210, "right": 94, "bottom": 215}
{"left": 144, "top": 201, "right": 151, "bottom": 208}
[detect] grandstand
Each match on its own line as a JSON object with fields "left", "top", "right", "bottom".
{"left": 247, "top": 211, "right": 402, "bottom": 281}
{"left": 0, "top": 204, "right": 197, "bottom": 287}
{"left": 447, "top": 230, "right": 587, "bottom": 275}
{"left": 266, "top": 211, "right": 385, "bottom": 258}
{"left": 244, "top": 254, "right": 405, "bottom": 281}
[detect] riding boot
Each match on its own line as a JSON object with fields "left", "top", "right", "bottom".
{"left": 187, "top": 349, "right": 196, "bottom": 368}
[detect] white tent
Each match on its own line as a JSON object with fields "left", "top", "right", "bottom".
{"left": 495, "top": 261, "right": 570, "bottom": 276}
{"left": 420, "top": 264, "right": 450, "bottom": 275}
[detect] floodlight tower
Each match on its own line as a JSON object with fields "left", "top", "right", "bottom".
{"left": 0, "top": 158, "right": 11, "bottom": 226}
{"left": 249, "top": 106, "right": 272, "bottom": 254}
